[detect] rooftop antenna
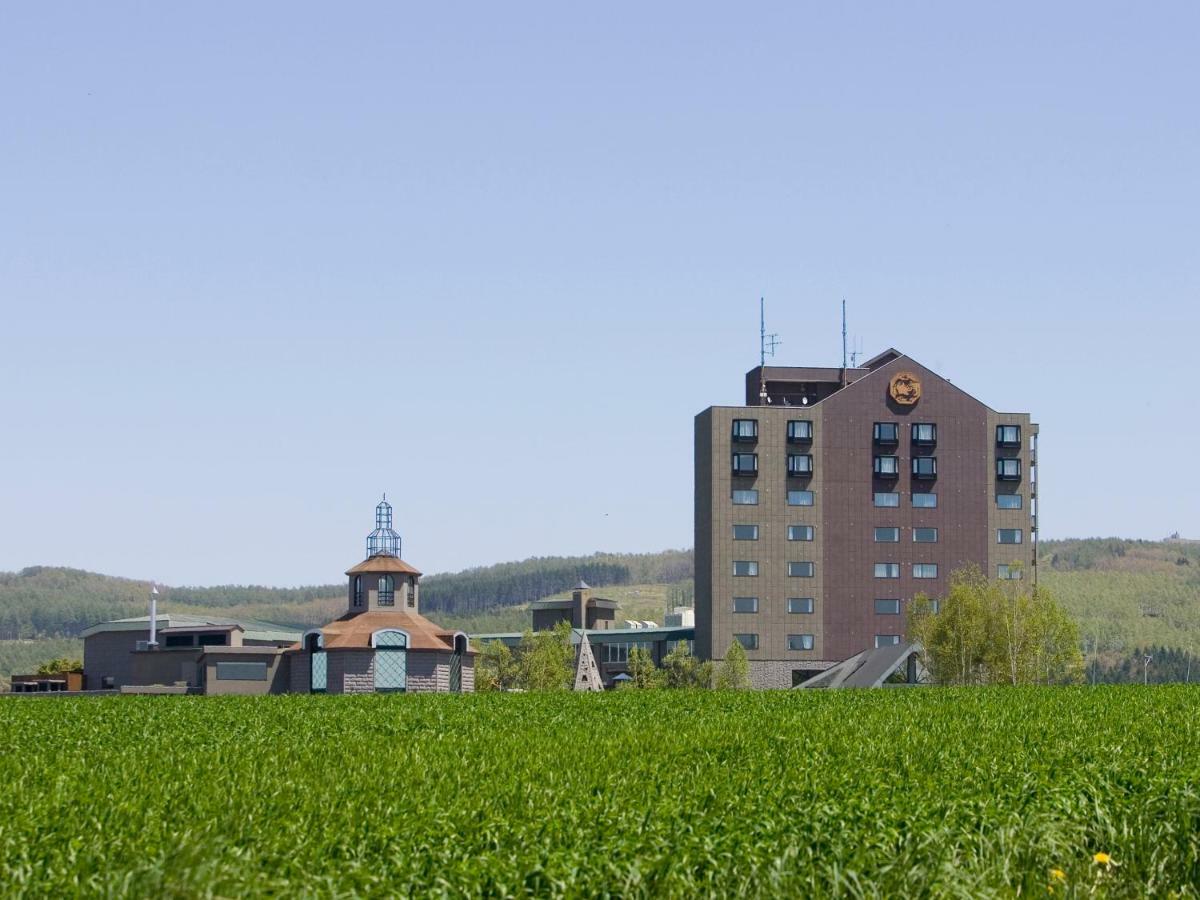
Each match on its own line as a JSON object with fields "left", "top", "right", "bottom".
{"left": 842, "top": 299, "right": 847, "bottom": 369}
{"left": 841, "top": 300, "right": 863, "bottom": 368}
{"left": 759, "top": 297, "right": 781, "bottom": 404}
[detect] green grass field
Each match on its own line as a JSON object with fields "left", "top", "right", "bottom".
{"left": 2, "top": 687, "right": 1198, "bottom": 897}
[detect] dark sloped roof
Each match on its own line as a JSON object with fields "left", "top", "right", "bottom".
{"left": 797, "top": 642, "right": 923, "bottom": 688}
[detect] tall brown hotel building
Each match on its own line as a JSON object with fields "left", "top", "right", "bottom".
{"left": 695, "top": 349, "right": 1037, "bottom": 688}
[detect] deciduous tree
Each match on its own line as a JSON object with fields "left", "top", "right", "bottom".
{"left": 715, "top": 639, "right": 750, "bottom": 690}
{"left": 909, "top": 565, "right": 1082, "bottom": 685}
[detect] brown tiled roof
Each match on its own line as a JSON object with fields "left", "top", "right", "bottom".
{"left": 299, "top": 610, "right": 471, "bottom": 653}
{"left": 345, "top": 555, "right": 423, "bottom": 576}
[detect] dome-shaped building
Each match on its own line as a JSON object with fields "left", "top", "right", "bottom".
{"left": 286, "top": 497, "right": 474, "bottom": 693}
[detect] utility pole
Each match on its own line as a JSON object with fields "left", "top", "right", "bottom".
{"left": 1143, "top": 654, "right": 1153, "bottom": 686}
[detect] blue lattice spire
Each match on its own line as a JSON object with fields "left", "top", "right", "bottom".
{"left": 366, "top": 494, "right": 401, "bottom": 558}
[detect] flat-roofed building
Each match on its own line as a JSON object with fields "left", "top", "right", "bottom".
{"left": 696, "top": 349, "right": 1037, "bottom": 688}
{"left": 81, "top": 614, "right": 299, "bottom": 692}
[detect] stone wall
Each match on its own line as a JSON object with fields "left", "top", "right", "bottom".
{"left": 748, "top": 658, "right": 833, "bottom": 690}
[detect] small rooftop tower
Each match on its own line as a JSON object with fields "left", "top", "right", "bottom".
{"left": 366, "top": 495, "right": 401, "bottom": 558}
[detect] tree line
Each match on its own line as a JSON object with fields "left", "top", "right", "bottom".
{"left": 420, "top": 550, "right": 693, "bottom": 615}
{"left": 1089, "top": 645, "right": 1199, "bottom": 684}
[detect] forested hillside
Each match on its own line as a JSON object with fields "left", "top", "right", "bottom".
{"left": 1039, "top": 538, "right": 1200, "bottom": 659}
{"left": 0, "top": 550, "right": 695, "bottom": 641}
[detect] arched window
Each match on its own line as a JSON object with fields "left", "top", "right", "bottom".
{"left": 372, "top": 629, "right": 408, "bottom": 692}
{"left": 353, "top": 576, "right": 363, "bottom": 607}
{"left": 378, "top": 575, "right": 395, "bottom": 606}
{"left": 304, "top": 632, "right": 326, "bottom": 694}
{"left": 450, "top": 633, "right": 468, "bottom": 693}
{"left": 407, "top": 576, "right": 417, "bottom": 609}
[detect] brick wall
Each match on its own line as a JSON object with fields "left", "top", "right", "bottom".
{"left": 407, "top": 651, "right": 448, "bottom": 692}
{"left": 328, "top": 650, "right": 375, "bottom": 694}
{"left": 83, "top": 631, "right": 147, "bottom": 690}
{"left": 462, "top": 659, "right": 475, "bottom": 693}
{"left": 289, "top": 651, "right": 311, "bottom": 693}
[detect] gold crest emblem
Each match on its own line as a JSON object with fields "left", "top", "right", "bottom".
{"left": 889, "top": 371, "right": 921, "bottom": 405}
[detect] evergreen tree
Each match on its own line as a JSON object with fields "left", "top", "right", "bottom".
{"left": 661, "top": 641, "right": 712, "bottom": 689}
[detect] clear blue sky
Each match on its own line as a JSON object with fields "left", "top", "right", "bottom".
{"left": 1, "top": 3, "right": 1196, "bottom": 586}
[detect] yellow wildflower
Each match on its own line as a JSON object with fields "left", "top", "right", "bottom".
{"left": 1050, "top": 868, "right": 1067, "bottom": 882}
{"left": 1093, "top": 852, "right": 1112, "bottom": 866}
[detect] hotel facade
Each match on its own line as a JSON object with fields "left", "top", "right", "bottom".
{"left": 695, "top": 349, "right": 1037, "bottom": 688}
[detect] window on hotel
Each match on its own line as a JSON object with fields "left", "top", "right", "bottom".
{"left": 164, "top": 634, "right": 194, "bottom": 648}
{"left": 732, "top": 524, "right": 759, "bottom": 541}
{"left": 874, "top": 455, "right": 899, "bottom": 477}
{"left": 787, "top": 454, "right": 813, "bottom": 476}
{"left": 353, "top": 575, "right": 363, "bottom": 607}
{"left": 732, "top": 561, "right": 759, "bottom": 577}
{"left": 874, "top": 422, "right": 899, "bottom": 444}
{"left": 732, "top": 596, "right": 759, "bottom": 614}
{"left": 996, "top": 493, "right": 1022, "bottom": 509}
{"left": 998, "top": 529, "right": 1023, "bottom": 544}
{"left": 197, "top": 633, "right": 228, "bottom": 647}
{"left": 874, "top": 599, "right": 901, "bottom": 615}
{"left": 734, "top": 633, "right": 759, "bottom": 651}
{"left": 996, "top": 458, "right": 1021, "bottom": 480}
{"left": 998, "top": 564, "right": 1024, "bottom": 580}
{"left": 732, "top": 489, "right": 759, "bottom": 505}
{"left": 875, "top": 635, "right": 901, "bottom": 648}
{"left": 787, "top": 420, "right": 813, "bottom": 442}
{"left": 788, "top": 634, "right": 815, "bottom": 651}
{"left": 788, "top": 490, "right": 814, "bottom": 506}
{"left": 913, "top": 564, "right": 939, "bottom": 579}
{"left": 911, "top": 423, "right": 937, "bottom": 445}
{"left": 912, "top": 493, "right": 938, "bottom": 508}
{"left": 875, "top": 563, "right": 900, "bottom": 579}
{"left": 875, "top": 527, "right": 900, "bottom": 543}
{"left": 731, "top": 419, "right": 758, "bottom": 442}
{"left": 911, "top": 457, "right": 937, "bottom": 479}
{"left": 788, "top": 562, "right": 815, "bottom": 577}
{"left": 788, "top": 525, "right": 814, "bottom": 542}
{"left": 788, "top": 597, "right": 814, "bottom": 614}
{"left": 732, "top": 453, "right": 758, "bottom": 476}
{"left": 874, "top": 492, "right": 900, "bottom": 508}
{"left": 996, "top": 425, "right": 1022, "bottom": 447}
{"left": 913, "top": 528, "right": 938, "bottom": 543}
